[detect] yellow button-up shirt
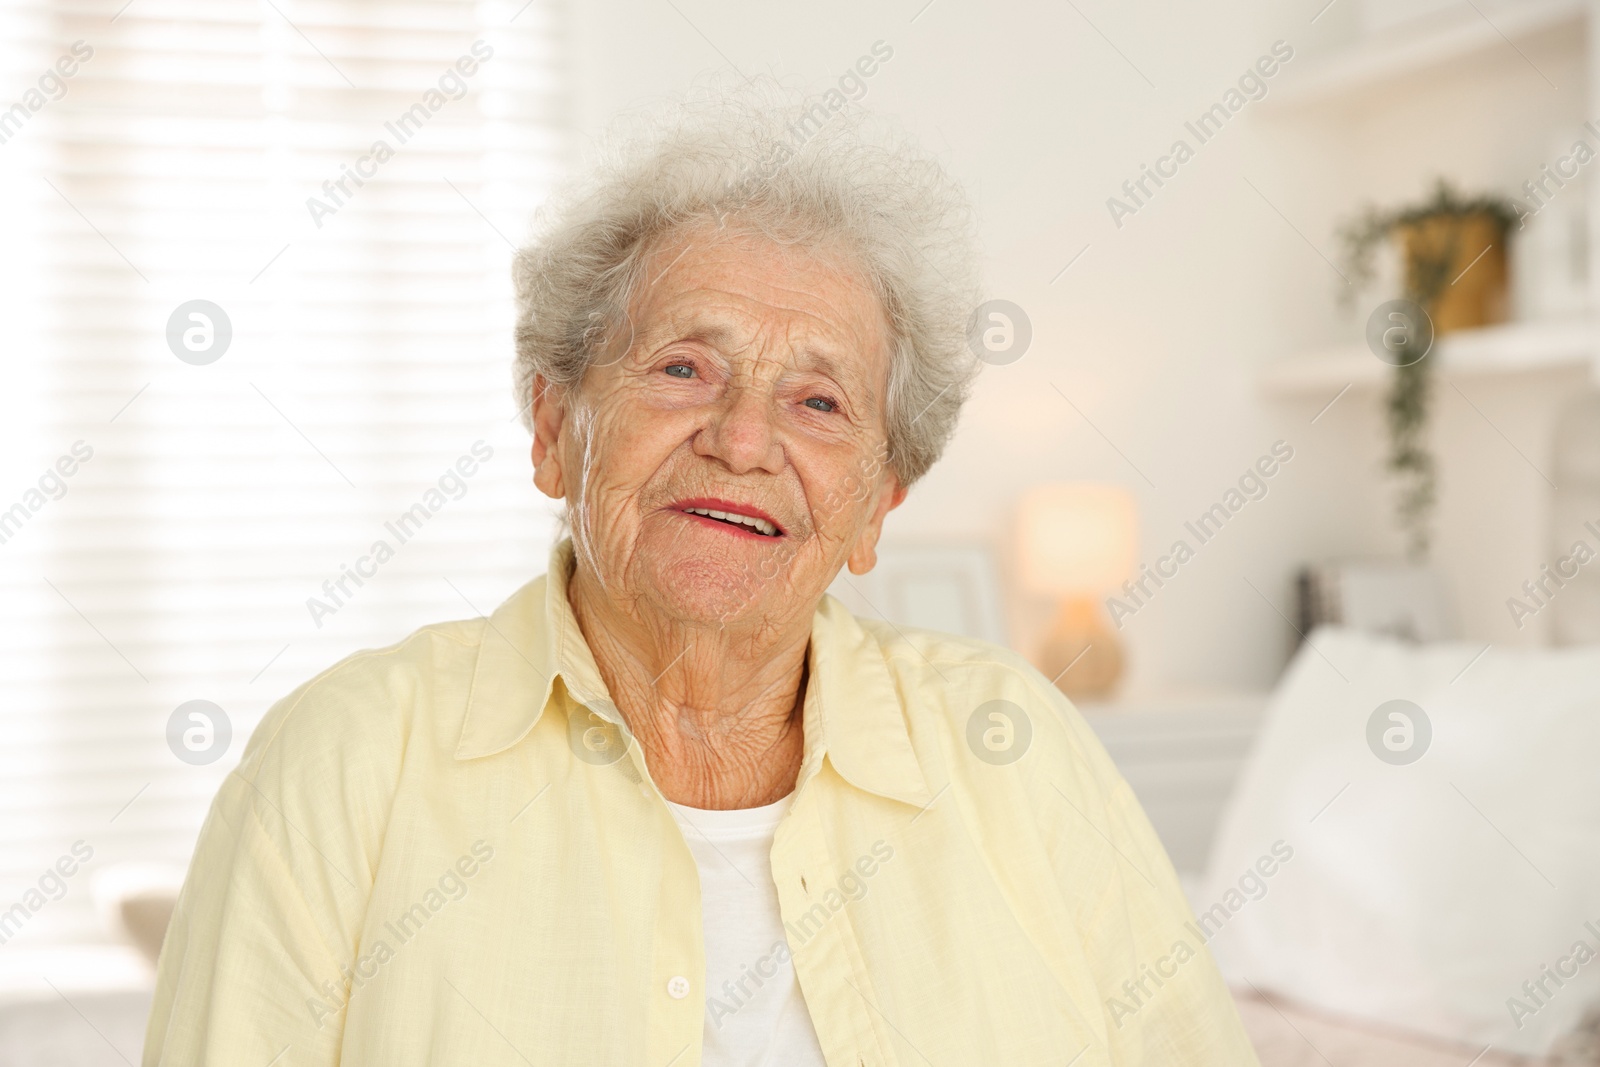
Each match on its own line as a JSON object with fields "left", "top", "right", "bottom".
{"left": 145, "top": 539, "right": 1258, "bottom": 1065}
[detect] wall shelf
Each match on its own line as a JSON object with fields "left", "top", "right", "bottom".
{"left": 1264, "top": 0, "right": 1583, "bottom": 111}
{"left": 1259, "top": 316, "right": 1598, "bottom": 397}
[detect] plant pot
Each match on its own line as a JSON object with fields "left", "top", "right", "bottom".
{"left": 1397, "top": 210, "right": 1509, "bottom": 332}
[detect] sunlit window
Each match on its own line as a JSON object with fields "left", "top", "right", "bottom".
{"left": 0, "top": 0, "right": 564, "bottom": 949}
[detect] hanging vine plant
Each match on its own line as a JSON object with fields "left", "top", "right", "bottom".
{"left": 1338, "top": 179, "right": 1520, "bottom": 561}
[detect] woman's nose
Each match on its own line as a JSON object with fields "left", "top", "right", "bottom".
{"left": 696, "top": 384, "right": 784, "bottom": 475}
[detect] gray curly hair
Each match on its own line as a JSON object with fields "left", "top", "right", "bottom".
{"left": 511, "top": 83, "right": 983, "bottom": 487}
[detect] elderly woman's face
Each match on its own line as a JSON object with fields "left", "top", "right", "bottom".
{"left": 532, "top": 228, "right": 905, "bottom": 629}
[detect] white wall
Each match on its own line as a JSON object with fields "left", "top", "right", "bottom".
{"left": 564, "top": 0, "right": 1587, "bottom": 691}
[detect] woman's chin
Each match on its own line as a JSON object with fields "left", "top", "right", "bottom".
{"left": 639, "top": 548, "right": 803, "bottom": 629}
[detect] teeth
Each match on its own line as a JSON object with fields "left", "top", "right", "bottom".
{"left": 684, "top": 507, "right": 777, "bottom": 536}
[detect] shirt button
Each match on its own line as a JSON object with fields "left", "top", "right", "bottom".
{"left": 666, "top": 975, "right": 690, "bottom": 999}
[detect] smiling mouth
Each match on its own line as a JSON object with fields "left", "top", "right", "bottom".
{"left": 677, "top": 504, "right": 782, "bottom": 537}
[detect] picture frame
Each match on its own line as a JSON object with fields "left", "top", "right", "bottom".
{"left": 826, "top": 542, "right": 1009, "bottom": 647}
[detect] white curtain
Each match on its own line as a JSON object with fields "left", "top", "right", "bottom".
{"left": 0, "top": 0, "right": 565, "bottom": 946}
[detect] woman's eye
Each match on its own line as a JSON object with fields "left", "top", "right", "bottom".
{"left": 804, "top": 396, "right": 836, "bottom": 413}
{"left": 663, "top": 364, "right": 695, "bottom": 379}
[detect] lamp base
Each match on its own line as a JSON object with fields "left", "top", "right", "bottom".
{"left": 1036, "top": 596, "right": 1124, "bottom": 702}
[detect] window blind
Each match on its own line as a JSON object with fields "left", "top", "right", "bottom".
{"left": 0, "top": 0, "right": 566, "bottom": 947}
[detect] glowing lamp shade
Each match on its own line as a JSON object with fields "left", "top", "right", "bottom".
{"left": 1014, "top": 483, "right": 1138, "bottom": 701}
{"left": 1016, "top": 484, "right": 1138, "bottom": 596}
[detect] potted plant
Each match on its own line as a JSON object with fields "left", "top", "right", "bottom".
{"left": 1339, "top": 179, "right": 1520, "bottom": 560}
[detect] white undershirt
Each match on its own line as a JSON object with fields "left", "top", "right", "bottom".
{"left": 665, "top": 791, "right": 828, "bottom": 1067}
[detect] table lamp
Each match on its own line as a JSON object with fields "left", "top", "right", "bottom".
{"left": 1016, "top": 483, "right": 1137, "bottom": 701}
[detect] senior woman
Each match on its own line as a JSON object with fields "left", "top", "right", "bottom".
{"left": 144, "top": 96, "right": 1257, "bottom": 1066}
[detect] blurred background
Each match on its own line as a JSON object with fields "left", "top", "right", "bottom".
{"left": 4, "top": 0, "right": 1600, "bottom": 1063}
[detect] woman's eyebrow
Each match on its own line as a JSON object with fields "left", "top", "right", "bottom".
{"left": 793, "top": 348, "right": 872, "bottom": 387}
{"left": 793, "top": 349, "right": 843, "bottom": 379}
{"left": 792, "top": 348, "right": 880, "bottom": 406}
{"left": 642, "top": 310, "right": 740, "bottom": 351}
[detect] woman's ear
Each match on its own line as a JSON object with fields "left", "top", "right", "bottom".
{"left": 846, "top": 474, "right": 907, "bottom": 575}
{"left": 529, "top": 374, "right": 567, "bottom": 500}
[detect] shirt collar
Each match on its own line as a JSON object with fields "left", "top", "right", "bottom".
{"left": 455, "top": 538, "right": 932, "bottom": 810}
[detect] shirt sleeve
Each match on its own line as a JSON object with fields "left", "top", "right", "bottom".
{"left": 143, "top": 770, "right": 355, "bottom": 1065}
{"left": 143, "top": 656, "right": 405, "bottom": 1066}
{"left": 1028, "top": 682, "right": 1262, "bottom": 1066}
{"left": 1093, "top": 775, "right": 1261, "bottom": 1064}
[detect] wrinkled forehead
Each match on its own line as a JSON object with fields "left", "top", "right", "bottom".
{"left": 625, "top": 227, "right": 895, "bottom": 393}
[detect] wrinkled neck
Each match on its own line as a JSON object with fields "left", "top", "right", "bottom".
{"left": 565, "top": 561, "right": 812, "bottom": 809}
